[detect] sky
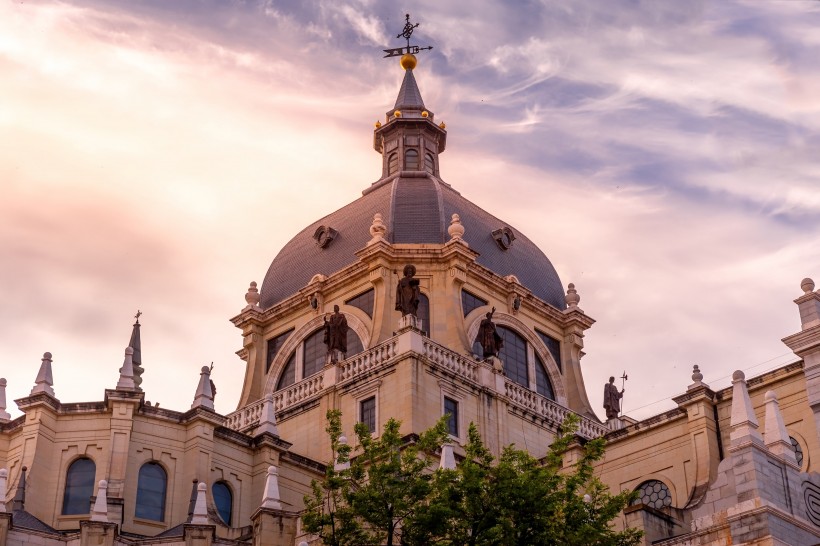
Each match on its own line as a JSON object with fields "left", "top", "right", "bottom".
{"left": 1, "top": 0, "right": 819, "bottom": 422}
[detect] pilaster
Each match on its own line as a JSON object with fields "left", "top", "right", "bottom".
{"left": 103, "top": 389, "right": 142, "bottom": 503}
{"left": 673, "top": 382, "right": 720, "bottom": 507}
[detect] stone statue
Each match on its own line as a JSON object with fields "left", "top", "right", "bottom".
{"left": 603, "top": 376, "right": 624, "bottom": 419}
{"left": 395, "top": 264, "right": 421, "bottom": 317}
{"left": 475, "top": 307, "right": 503, "bottom": 358}
{"left": 323, "top": 305, "right": 349, "bottom": 362}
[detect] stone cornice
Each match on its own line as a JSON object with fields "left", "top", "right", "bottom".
{"left": 604, "top": 408, "right": 688, "bottom": 443}
{"left": 672, "top": 385, "right": 717, "bottom": 406}
{"left": 782, "top": 326, "right": 820, "bottom": 355}
{"left": 14, "top": 392, "right": 61, "bottom": 413}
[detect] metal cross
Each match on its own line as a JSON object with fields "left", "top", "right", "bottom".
{"left": 134, "top": 310, "right": 142, "bottom": 323}
{"left": 383, "top": 13, "right": 433, "bottom": 58}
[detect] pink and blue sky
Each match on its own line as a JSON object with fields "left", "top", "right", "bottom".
{"left": 1, "top": 1, "right": 819, "bottom": 420}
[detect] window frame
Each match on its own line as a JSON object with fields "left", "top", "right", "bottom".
{"left": 135, "top": 461, "right": 168, "bottom": 522}
{"left": 61, "top": 457, "right": 96, "bottom": 515}
{"left": 212, "top": 481, "right": 233, "bottom": 526}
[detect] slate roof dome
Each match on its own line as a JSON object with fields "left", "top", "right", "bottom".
{"left": 260, "top": 58, "right": 565, "bottom": 310}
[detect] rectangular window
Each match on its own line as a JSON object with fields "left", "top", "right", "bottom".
{"left": 360, "top": 396, "right": 376, "bottom": 433}
{"left": 444, "top": 397, "right": 459, "bottom": 437}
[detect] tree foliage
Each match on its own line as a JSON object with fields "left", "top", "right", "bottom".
{"left": 303, "top": 411, "right": 642, "bottom": 546}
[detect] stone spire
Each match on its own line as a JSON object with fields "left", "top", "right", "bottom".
{"left": 116, "top": 347, "right": 136, "bottom": 390}
{"left": 191, "top": 366, "right": 215, "bottom": 410}
{"left": 260, "top": 466, "right": 282, "bottom": 510}
{"left": 129, "top": 312, "right": 144, "bottom": 390}
{"left": 191, "top": 482, "right": 209, "bottom": 524}
{"left": 255, "top": 394, "right": 279, "bottom": 436}
{"left": 30, "top": 352, "right": 55, "bottom": 397}
{"left": 90, "top": 480, "right": 109, "bottom": 522}
{"left": 728, "top": 370, "right": 763, "bottom": 447}
{"left": 763, "top": 390, "right": 798, "bottom": 466}
{"left": 12, "top": 466, "right": 25, "bottom": 511}
{"left": 439, "top": 443, "right": 456, "bottom": 470}
{"left": 0, "top": 378, "right": 10, "bottom": 420}
{"left": 0, "top": 469, "right": 7, "bottom": 512}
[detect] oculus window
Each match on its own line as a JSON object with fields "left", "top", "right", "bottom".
{"left": 632, "top": 480, "right": 672, "bottom": 510}
{"left": 212, "top": 482, "right": 233, "bottom": 525}
{"left": 62, "top": 457, "right": 96, "bottom": 515}
{"left": 135, "top": 462, "right": 167, "bottom": 521}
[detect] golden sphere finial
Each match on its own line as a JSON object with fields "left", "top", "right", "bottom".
{"left": 400, "top": 54, "right": 417, "bottom": 70}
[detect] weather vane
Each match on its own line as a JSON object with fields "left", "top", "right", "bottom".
{"left": 134, "top": 309, "right": 142, "bottom": 324}
{"left": 383, "top": 14, "right": 433, "bottom": 58}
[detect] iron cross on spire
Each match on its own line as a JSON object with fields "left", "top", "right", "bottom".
{"left": 134, "top": 310, "right": 142, "bottom": 324}
{"left": 383, "top": 13, "right": 433, "bottom": 58}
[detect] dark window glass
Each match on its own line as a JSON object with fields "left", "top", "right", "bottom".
{"left": 444, "top": 397, "right": 459, "bottom": 436}
{"left": 266, "top": 329, "right": 294, "bottom": 374}
{"left": 417, "top": 294, "right": 430, "bottom": 336}
{"left": 360, "top": 396, "right": 376, "bottom": 433}
{"left": 534, "top": 354, "right": 555, "bottom": 400}
{"left": 62, "top": 458, "right": 96, "bottom": 515}
{"left": 632, "top": 480, "right": 672, "bottom": 510}
{"left": 424, "top": 153, "right": 435, "bottom": 175}
{"left": 388, "top": 153, "right": 398, "bottom": 175}
{"left": 536, "top": 330, "right": 562, "bottom": 373}
{"left": 212, "top": 482, "right": 232, "bottom": 525}
{"left": 346, "top": 289, "right": 375, "bottom": 318}
{"left": 497, "top": 326, "right": 528, "bottom": 387}
{"left": 276, "top": 353, "right": 296, "bottom": 391}
{"left": 405, "top": 149, "right": 419, "bottom": 170}
{"left": 303, "top": 328, "right": 326, "bottom": 378}
{"left": 790, "top": 436, "right": 804, "bottom": 468}
{"left": 135, "top": 462, "right": 167, "bottom": 521}
{"left": 461, "top": 290, "right": 488, "bottom": 317}
{"left": 346, "top": 329, "right": 364, "bottom": 357}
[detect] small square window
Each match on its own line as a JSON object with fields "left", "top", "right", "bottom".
{"left": 360, "top": 396, "right": 376, "bottom": 433}
{"left": 444, "top": 397, "right": 459, "bottom": 437}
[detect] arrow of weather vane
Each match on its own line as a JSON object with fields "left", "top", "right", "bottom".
{"left": 383, "top": 13, "right": 433, "bottom": 58}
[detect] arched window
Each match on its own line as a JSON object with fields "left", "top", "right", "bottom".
{"left": 417, "top": 294, "right": 430, "bottom": 335}
{"left": 62, "top": 458, "right": 96, "bottom": 515}
{"left": 405, "top": 149, "right": 419, "bottom": 170}
{"left": 136, "top": 462, "right": 167, "bottom": 521}
{"left": 302, "top": 328, "right": 326, "bottom": 378}
{"left": 632, "top": 480, "right": 672, "bottom": 510}
{"left": 387, "top": 153, "right": 398, "bottom": 175}
{"left": 276, "top": 353, "right": 296, "bottom": 390}
{"left": 424, "top": 153, "right": 435, "bottom": 175}
{"left": 534, "top": 354, "right": 555, "bottom": 400}
{"left": 276, "top": 327, "right": 365, "bottom": 391}
{"left": 212, "top": 482, "right": 233, "bottom": 525}
{"left": 497, "top": 326, "right": 528, "bottom": 387}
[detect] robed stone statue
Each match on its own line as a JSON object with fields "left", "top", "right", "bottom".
{"left": 475, "top": 307, "right": 503, "bottom": 358}
{"left": 395, "top": 264, "right": 421, "bottom": 317}
{"left": 603, "top": 376, "right": 624, "bottom": 419}
{"left": 324, "top": 305, "right": 348, "bottom": 362}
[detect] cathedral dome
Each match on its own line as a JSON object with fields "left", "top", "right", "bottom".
{"left": 259, "top": 176, "right": 565, "bottom": 310}
{"left": 260, "top": 57, "right": 565, "bottom": 310}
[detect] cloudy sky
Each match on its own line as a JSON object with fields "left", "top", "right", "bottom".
{"left": 1, "top": 0, "right": 819, "bottom": 422}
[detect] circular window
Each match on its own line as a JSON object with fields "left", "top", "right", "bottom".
{"left": 790, "top": 436, "right": 804, "bottom": 468}
{"left": 632, "top": 480, "right": 672, "bottom": 510}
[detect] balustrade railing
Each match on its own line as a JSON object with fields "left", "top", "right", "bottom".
{"left": 337, "top": 340, "right": 398, "bottom": 383}
{"left": 504, "top": 380, "right": 608, "bottom": 439}
{"left": 422, "top": 339, "right": 479, "bottom": 382}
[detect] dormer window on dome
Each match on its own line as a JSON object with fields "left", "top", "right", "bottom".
{"left": 313, "top": 226, "right": 337, "bottom": 248}
{"left": 493, "top": 227, "right": 516, "bottom": 250}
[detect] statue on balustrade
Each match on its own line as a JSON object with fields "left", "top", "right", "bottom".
{"left": 324, "top": 305, "right": 349, "bottom": 362}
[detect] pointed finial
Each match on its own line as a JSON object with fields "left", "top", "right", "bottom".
{"left": 368, "top": 213, "right": 387, "bottom": 244}
{"left": 0, "top": 469, "right": 7, "bottom": 512}
{"left": 128, "top": 314, "right": 144, "bottom": 389}
{"left": 448, "top": 213, "right": 465, "bottom": 242}
{"left": 729, "top": 370, "right": 763, "bottom": 446}
{"left": 245, "top": 281, "right": 261, "bottom": 307}
{"left": 565, "top": 283, "right": 580, "bottom": 308}
{"left": 255, "top": 394, "right": 279, "bottom": 436}
{"left": 31, "top": 352, "right": 55, "bottom": 397}
{"left": 763, "top": 390, "right": 798, "bottom": 466}
{"left": 439, "top": 443, "right": 456, "bottom": 470}
{"left": 116, "top": 347, "right": 136, "bottom": 390}
{"left": 191, "top": 482, "right": 209, "bottom": 524}
{"left": 261, "top": 465, "right": 282, "bottom": 510}
{"left": 191, "top": 366, "right": 215, "bottom": 410}
{"left": 90, "top": 480, "right": 109, "bottom": 522}
{"left": 0, "top": 379, "right": 10, "bottom": 420}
